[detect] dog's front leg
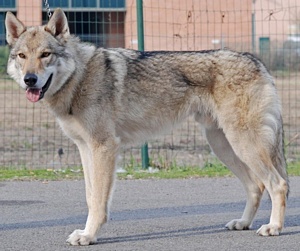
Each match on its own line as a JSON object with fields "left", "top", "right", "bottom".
{"left": 74, "top": 140, "right": 93, "bottom": 209}
{"left": 67, "top": 137, "right": 119, "bottom": 246}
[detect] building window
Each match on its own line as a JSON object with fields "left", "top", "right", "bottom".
{"left": 0, "top": 12, "right": 5, "bottom": 45}
{"left": 0, "top": 0, "right": 16, "bottom": 43}
{"left": 0, "top": 0, "right": 15, "bottom": 8}
{"left": 46, "top": 0, "right": 68, "bottom": 8}
{"left": 42, "top": 11, "right": 125, "bottom": 48}
{"left": 100, "top": 0, "right": 125, "bottom": 8}
{"left": 72, "top": 0, "right": 97, "bottom": 8}
{"left": 43, "top": 1, "right": 126, "bottom": 47}
{"left": 0, "top": 11, "right": 17, "bottom": 45}
{"left": 45, "top": 0, "right": 125, "bottom": 8}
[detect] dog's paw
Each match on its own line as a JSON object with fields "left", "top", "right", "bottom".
{"left": 66, "top": 229, "right": 97, "bottom": 246}
{"left": 225, "top": 219, "right": 250, "bottom": 230}
{"left": 256, "top": 224, "right": 280, "bottom": 236}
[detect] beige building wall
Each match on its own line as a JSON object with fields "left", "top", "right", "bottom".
{"left": 125, "top": 0, "right": 300, "bottom": 53}
{"left": 254, "top": 0, "right": 300, "bottom": 50}
{"left": 14, "top": 0, "right": 299, "bottom": 52}
{"left": 17, "top": 0, "right": 42, "bottom": 26}
{"left": 125, "top": 0, "right": 252, "bottom": 51}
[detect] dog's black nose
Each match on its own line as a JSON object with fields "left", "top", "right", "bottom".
{"left": 24, "top": 74, "right": 38, "bottom": 87}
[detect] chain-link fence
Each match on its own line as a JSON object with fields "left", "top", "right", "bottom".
{"left": 0, "top": 0, "right": 300, "bottom": 169}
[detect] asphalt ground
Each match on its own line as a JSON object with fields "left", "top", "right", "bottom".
{"left": 1, "top": 177, "right": 300, "bottom": 251}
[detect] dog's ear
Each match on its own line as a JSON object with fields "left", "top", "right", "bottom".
{"left": 45, "top": 8, "right": 70, "bottom": 39}
{"left": 5, "top": 12, "right": 26, "bottom": 46}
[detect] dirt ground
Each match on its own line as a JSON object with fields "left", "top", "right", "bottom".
{"left": 0, "top": 74, "right": 299, "bottom": 169}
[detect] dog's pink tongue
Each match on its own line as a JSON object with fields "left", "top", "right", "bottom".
{"left": 26, "top": 89, "right": 41, "bottom": 103}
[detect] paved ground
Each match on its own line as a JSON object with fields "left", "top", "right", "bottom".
{"left": 0, "top": 177, "right": 300, "bottom": 251}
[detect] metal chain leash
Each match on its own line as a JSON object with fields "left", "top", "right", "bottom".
{"left": 43, "top": 0, "right": 52, "bottom": 19}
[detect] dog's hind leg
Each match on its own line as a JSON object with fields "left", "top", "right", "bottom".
{"left": 222, "top": 127, "right": 288, "bottom": 236}
{"left": 204, "top": 125, "right": 265, "bottom": 230}
{"left": 67, "top": 136, "right": 119, "bottom": 245}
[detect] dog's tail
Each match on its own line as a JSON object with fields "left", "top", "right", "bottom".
{"left": 272, "top": 114, "right": 289, "bottom": 196}
{"left": 254, "top": 75, "right": 290, "bottom": 202}
{"left": 262, "top": 76, "right": 289, "bottom": 196}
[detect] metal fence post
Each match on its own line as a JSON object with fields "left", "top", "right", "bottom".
{"left": 136, "top": 0, "right": 149, "bottom": 169}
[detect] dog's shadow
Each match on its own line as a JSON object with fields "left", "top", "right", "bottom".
{"left": 97, "top": 224, "right": 226, "bottom": 245}
{"left": 1, "top": 198, "right": 300, "bottom": 244}
{"left": 96, "top": 198, "right": 300, "bottom": 244}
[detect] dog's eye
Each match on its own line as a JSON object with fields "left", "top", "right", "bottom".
{"left": 41, "top": 52, "right": 51, "bottom": 58}
{"left": 18, "top": 53, "right": 26, "bottom": 59}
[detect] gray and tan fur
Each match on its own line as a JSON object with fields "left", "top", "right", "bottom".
{"left": 5, "top": 9, "right": 289, "bottom": 246}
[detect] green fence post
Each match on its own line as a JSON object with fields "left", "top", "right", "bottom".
{"left": 137, "top": 0, "right": 144, "bottom": 51}
{"left": 141, "top": 142, "right": 149, "bottom": 169}
{"left": 136, "top": 0, "right": 149, "bottom": 169}
{"left": 259, "top": 37, "right": 270, "bottom": 69}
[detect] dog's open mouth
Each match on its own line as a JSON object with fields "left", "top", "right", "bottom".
{"left": 26, "top": 74, "right": 53, "bottom": 102}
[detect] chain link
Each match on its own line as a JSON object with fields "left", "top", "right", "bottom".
{"left": 43, "top": 0, "right": 52, "bottom": 19}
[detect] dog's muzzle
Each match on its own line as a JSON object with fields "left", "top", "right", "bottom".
{"left": 24, "top": 73, "right": 38, "bottom": 87}
{"left": 25, "top": 73, "right": 53, "bottom": 103}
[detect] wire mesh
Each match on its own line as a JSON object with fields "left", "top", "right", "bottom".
{"left": 0, "top": 0, "right": 299, "bottom": 169}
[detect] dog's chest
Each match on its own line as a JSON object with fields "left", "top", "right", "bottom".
{"left": 57, "top": 117, "right": 87, "bottom": 142}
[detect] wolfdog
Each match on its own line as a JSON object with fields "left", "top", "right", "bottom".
{"left": 5, "top": 9, "right": 288, "bottom": 245}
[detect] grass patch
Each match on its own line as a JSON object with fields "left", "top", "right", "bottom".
{"left": 286, "top": 162, "right": 300, "bottom": 176}
{"left": 0, "top": 160, "right": 300, "bottom": 181}
{"left": 118, "top": 160, "right": 233, "bottom": 180}
{"left": 0, "top": 167, "right": 83, "bottom": 181}
{"left": 0, "top": 46, "right": 9, "bottom": 75}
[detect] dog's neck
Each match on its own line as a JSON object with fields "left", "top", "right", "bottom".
{"left": 43, "top": 40, "right": 96, "bottom": 118}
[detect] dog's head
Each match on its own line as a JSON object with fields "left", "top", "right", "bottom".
{"left": 5, "top": 9, "right": 75, "bottom": 102}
